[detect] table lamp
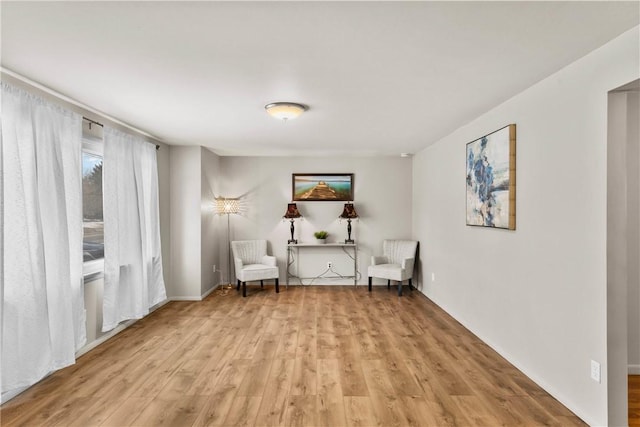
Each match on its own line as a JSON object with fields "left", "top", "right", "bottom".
{"left": 339, "top": 203, "right": 358, "bottom": 243}
{"left": 283, "top": 203, "right": 302, "bottom": 244}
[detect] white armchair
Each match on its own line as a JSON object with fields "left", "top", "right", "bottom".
{"left": 368, "top": 240, "right": 418, "bottom": 296}
{"left": 231, "top": 240, "right": 280, "bottom": 297}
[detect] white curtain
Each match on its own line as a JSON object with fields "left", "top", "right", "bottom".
{"left": 1, "top": 82, "right": 85, "bottom": 393}
{"left": 102, "top": 127, "right": 166, "bottom": 332}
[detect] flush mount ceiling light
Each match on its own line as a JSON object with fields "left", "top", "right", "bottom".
{"left": 265, "top": 102, "right": 308, "bottom": 121}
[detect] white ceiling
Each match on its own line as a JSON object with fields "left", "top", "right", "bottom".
{"left": 2, "top": 1, "right": 638, "bottom": 156}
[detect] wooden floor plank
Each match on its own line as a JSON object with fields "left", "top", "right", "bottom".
{"left": 222, "top": 396, "right": 262, "bottom": 427}
{"left": 255, "top": 358, "right": 295, "bottom": 426}
{"left": 99, "top": 397, "right": 154, "bottom": 427}
{"left": 316, "top": 358, "right": 347, "bottom": 427}
{"left": 290, "top": 356, "right": 317, "bottom": 396}
{"left": 0, "top": 286, "right": 587, "bottom": 427}
{"left": 284, "top": 395, "right": 319, "bottom": 427}
{"left": 630, "top": 375, "right": 640, "bottom": 427}
{"left": 343, "top": 396, "right": 379, "bottom": 427}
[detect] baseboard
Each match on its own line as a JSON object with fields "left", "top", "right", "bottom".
{"left": 75, "top": 321, "right": 134, "bottom": 358}
{"left": 629, "top": 364, "right": 640, "bottom": 375}
{"left": 417, "top": 288, "right": 598, "bottom": 427}
{"left": 1, "top": 386, "right": 29, "bottom": 405}
{"left": 169, "top": 283, "right": 220, "bottom": 301}
{"left": 169, "top": 296, "right": 204, "bottom": 301}
{"left": 75, "top": 298, "right": 170, "bottom": 358}
{"left": 201, "top": 284, "right": 218, "bottom": 299}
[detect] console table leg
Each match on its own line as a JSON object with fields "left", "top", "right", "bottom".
{"left": 368, "top": 277, "right": 372, "bottom": 292}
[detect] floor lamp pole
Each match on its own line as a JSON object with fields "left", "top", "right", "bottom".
{"left": 226, "top": 213, "right": 232, "bottom": 288}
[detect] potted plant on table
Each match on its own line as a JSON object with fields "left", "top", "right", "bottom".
{"left": 314, "top": 231, "right": 329, "bottom": 244}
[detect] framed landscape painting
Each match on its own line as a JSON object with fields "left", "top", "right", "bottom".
{"left": 292, "top": 173, "right": 354, "bottom": 201}
{"left": 466, "top": 124, "right": 516, "bottom": 230}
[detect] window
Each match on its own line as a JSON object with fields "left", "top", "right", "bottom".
{"left": 82, "top": 151, "right": 103, "bottom": 262}
{"left": 82, "top": 122, "right": 104, "bottom": 276}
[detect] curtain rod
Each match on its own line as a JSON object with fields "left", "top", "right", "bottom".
{"left": 1, "top": 68, "right": 164, "bottom": 147}
{"left": 83, "top": 116, "right": 160, "bottom": 150}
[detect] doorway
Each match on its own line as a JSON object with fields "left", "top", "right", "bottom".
{"left": 607, "top": 79, "right": 640, "bottom": 426}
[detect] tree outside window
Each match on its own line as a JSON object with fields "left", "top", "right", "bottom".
{"left": 82, "top": 152, "right": 103, "bottom": 262}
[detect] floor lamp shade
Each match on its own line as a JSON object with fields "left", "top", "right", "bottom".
{"left": 216, "top": 198, "right": 240, "bottom": 215}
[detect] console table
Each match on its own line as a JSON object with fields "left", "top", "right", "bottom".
{"left": 286, "top": 242, "right": 358, "bottom": 287}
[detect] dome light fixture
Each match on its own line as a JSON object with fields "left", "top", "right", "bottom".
{"left": 265, "top": 102, "right": 308, "bottom": 121}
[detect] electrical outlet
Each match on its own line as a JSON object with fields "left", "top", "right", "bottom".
{"left": 591, "top": 360, "right": 601, "bottom": 383}
{"left": 431, "top": 272, "right": 436, "bottom": 282}
{"left": 327, "top": 261, "right": 333, "bottom": 269}
{"left": 213, "top": 264, "right": 217, "bottom": 273}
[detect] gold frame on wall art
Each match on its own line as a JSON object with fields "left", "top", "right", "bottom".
{"left": 465, "top": 124, "right": 516, "bottom": 230}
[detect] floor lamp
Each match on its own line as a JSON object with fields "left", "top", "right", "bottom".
{"left": 216, "top": 197, "right": 240, "bottom": 289}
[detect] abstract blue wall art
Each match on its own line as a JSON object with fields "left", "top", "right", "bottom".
{"left": 466, "top": 124, "right": 516, "bottom": 230}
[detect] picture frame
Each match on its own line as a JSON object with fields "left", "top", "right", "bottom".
{"left": 292, "top": 173, "right": 354, "bottom": 201}
{"left": 466, "top": 124, "right": 516, "bottom": 230}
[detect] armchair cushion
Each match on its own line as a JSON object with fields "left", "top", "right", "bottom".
{"left": 236, "top": 264, "right": 279, "bottom": 283}
{"left": 368, "top": 263, "right": 412, "bottom": 282}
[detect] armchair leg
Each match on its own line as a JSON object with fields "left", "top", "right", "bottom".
{"left": 409, "top": 278, "right": 412, "bottom": 290}
{"left": 261, "top": 280, "right": 264, "bottom": 288}
{"left": 237, "top": 280, "right": 240, "bottom": 291}
{"left": 368, "top": 277, "right": 372, "bottom": 292}
{"left": 242, "top": 282, "right": 247, "bottom": 297}
{"left": 387, "top": 279, "right": 390, "bottom": 289}
{"left": 275, "top": 278, "right": 279, "bottom": 293}
{"left": 398, "top": 280, "right": 403, "bottom": 296}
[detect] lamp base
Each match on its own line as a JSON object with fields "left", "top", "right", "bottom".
{"left": 216, "top": 282, "right": 234, "bottom": 296}
{"left": 345, "top": 239, "right": 355, "bottom": 244}
{"left": 288, "top": 239, "right": 298, "bottom": 244}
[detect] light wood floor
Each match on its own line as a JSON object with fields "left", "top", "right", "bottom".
{"left": 631, "top": 375, "right": 640, "bottom": 426}
{"left": 1, "top": 285, "right": 586, "bottom": 426}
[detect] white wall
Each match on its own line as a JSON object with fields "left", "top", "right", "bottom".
{"left": 627, "top": 90, "right": 640, "bottom": 376}
{"left": 218, "top": 156, "right": 413, "bottom": 285}
{"left": 201, "top": 148, "right": 222, "bottom": 294}
{"left": 412, "top": 26, "right": 639, "bottom": 427}
{"left": 157, "top": 140, "right": 172, "bottom": 298}
{"left": 169, "top": 146, "right": 202, "bottom": 298}
{"left": 169, "top": 146, "right": 224, "bottom": 298}
{"left": 608, "top": 88, "right": 630, "bottom": 427}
